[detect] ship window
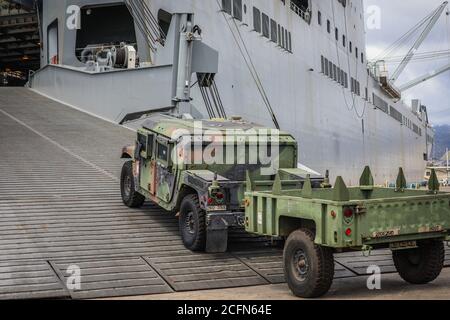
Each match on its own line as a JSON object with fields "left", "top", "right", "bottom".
{"left": 270, "top": 19, "right": 278, "bottom": 42}
{"left": 253, "top": 7, "right": 261, "bottom": 33}
{"left": 344, "top": 73, "right": 348, "bottom": 88}
{"left": 233, "top": 0, "right": 243, "bottom": 21}
{"left": 321, "top": 56, "right": 325, "bottom": 73}
{"left": 335, "top": 28, "right": 339, "bottom": 41}
{"left": 355, "top": 47, "right": 358, "bottom": 59}
{"left": 318, "top": 11, "right": 322, "bottom": 25}
{"left": 222, "top": 0, "right": 232, "bottom": 15}
{"left": 327, "top": 20, "right": 331, "bottom": 33}
{"left": 361, "top": 52, "right": 364, "bottom": 63}
{"left": 342, "top": 35, "right": 346, "bottom": 47}
{"left": 288, "top": 32, "right": 292, "bottom": 52}
{"left": 75, "top": 4, "right": 137, "bottom": 62}
{"left": 328, "top": 61, "right": 333, "bottom": 79}
{"left": 333, "top": 65, "right": 337, "bottom": 81}
{"left": 278, "top": 24, "right": 282, "bottom": 46}
{"left": 281, "top": 26, "right": 285, "bottom": 48}
{"left": 158, "top": 9, "right": 172, "bottom": 42}
{"left": 324, "top": 58, "right": 329, "bottom": 75}
{"left": 262, "top": 13, "right": 270, "bottom": 38}
{"left": 349, "top": 41, "right": 352, "bottom": 53}
{"left": 285, "top": 29, "right": 289, "bottom": 50}
{"left": 389, "top": 106, "right": 403, "bottom": 123}
{"left": 373, "top": 93, "right": 389, "bottom": 113}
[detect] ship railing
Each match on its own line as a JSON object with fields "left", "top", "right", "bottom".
{"left": 290, "top": 1, "right": 312, "bottom": 24}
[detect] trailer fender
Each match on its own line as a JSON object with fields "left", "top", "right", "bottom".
{"left": 279, "top": 216, "right": 316, "bottom": 238}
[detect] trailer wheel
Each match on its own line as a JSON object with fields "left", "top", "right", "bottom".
{"left": 393, "top": 240, "right": 444, "bottom": 284}
{"left": 283, "top": 229, "right": 335, "bottom": 298}
{"left": 120, "top": 161, "right": 145, "bottom": 208}
{"left": 179, "top": 194, "right": 206, "bottom": 252}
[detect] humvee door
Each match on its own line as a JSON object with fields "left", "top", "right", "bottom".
{"left": 153, "top": 136, "right": 176, "bottom": 203}
{"left": 138, "top": 132, "right": 176, "bottom": 203}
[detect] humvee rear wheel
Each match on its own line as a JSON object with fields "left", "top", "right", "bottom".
{"left": 393, "top": 240, "right": 444, "bottom": 284}
{"left": 179, "top": 194, "right": 206, "bottom": 252}
{"left": 120, "top": 161, "right": 145, "bottom": 208}
{"left": 283, "top": 229, "right": 334, "bottom": 298}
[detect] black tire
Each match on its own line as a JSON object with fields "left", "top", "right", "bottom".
{"left": 393, "top": 240, "right": 444, "bottom": 285}
{"left": 283, "top": 229, "right": 335, "bottom": 298}
{"left": 179, "top": 194, "right": 206, "bottom": 252}
{"left": 120, "top": 161, "right": 145, "bottom": 208}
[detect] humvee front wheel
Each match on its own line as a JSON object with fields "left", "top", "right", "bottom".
{"left": 393, "top": 240, "right": 444, "bottom": 285}
{"left": 283, "top": 229, "right": 335, "bottom": 298}
{"left": 179, "top": 194, "right": 206, "bottom": 252}
{"left": 120, "top": 161, "right": 145, "bottom": 208}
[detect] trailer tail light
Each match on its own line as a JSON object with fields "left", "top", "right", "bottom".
{"left": 343, "top": 207, "right": 355, "bottom": 225}
{"left": 345, "top": 228, "right": 352, "bottom": 237}
{"left": 207, "top": 197, "right": 214, "bottom": 205}
{"left": 344, "top": 208, "right": 354, "bottom": 218}
{"left": 215, "top": 192, "right": 225, "bottom": 203}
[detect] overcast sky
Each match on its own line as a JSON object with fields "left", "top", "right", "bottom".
{"left": 364, "top": 0, "right": 450, "bottom": 126}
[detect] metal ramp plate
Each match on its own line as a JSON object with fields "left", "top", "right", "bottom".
{"left": 0, "top": 261, "right": 68, "bottom": 300}
{"left": 50, "top": 258, "right": 172, "bottom": 299}
{"left": 334, "top": 250, "right": 397, "bottom": 275}
{"left": 145, "top": 253, "right": 268, "bottom": 291}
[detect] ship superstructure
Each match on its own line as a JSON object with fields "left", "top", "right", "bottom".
{"left": 28, "top": 0, "right": 445, "bottom": 185}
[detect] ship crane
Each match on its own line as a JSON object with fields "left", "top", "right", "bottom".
{"left": 390, "top": 1, "right": 448, "bottom": 83}
{"left": 399, "top": 6, "right": 450, "bottom": 91}
{"left": 399, "top": 61, "right": 450, "bottom": 91}
{"left": 371, "top": 1, "right": 449, "bottom": 99}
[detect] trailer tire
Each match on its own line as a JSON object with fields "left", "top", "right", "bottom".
{"left": 283, "top": 229, "right": 335, "bottom": 298}
{"left": 393, "top": 240, "right": 444, "bottom": 285}
{"left": 179, "top": 194, "right": 206, "bottom": 252}
{"left": 121, "top": 161, "right": 145, "bottom": 208}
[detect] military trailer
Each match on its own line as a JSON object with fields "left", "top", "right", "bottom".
{"left": 244, "top": 167, "right": 450, "bottom": 298}
{"left": 120, "top": 114, "right": 323, "bottom": 253}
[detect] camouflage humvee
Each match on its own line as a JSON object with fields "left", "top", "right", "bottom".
{"left": 120, "top": 114, "right": 324, "bottom": 253}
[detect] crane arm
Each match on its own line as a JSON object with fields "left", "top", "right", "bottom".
{"left": 399, "top": 62, "right": 450, "bottom": 91}
{"left": 390, "top": 1, "right": 448, "bottom": 83}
